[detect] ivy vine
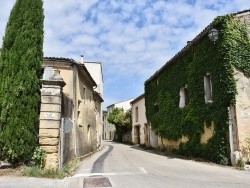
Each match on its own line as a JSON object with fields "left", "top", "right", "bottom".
{"left": 145, "top": 14, "right": 250, "bottom": 164}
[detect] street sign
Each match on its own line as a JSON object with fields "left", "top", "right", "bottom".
{"left": 63, "top": 117, "right": 73, "bottom": 133}
{"left": 60, "top": 117, "right": 73, "bottom": 169}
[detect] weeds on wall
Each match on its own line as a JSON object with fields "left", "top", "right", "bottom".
{"left": 145, "top": 14, "right": 250, "bottom": 164}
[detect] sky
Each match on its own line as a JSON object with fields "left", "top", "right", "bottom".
{"left": 0, "top": 0, "right": 249, "bottom": 109}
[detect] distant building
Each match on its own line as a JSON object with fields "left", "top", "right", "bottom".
{"left": 104, "top": 99, "right": 134, "bottom": 140}
{"left": 130, "top": 94, "right": 158, "bottom": 147}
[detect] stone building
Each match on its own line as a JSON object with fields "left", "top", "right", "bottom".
{"left": 145, "top": 9, "right": 250, "bottom": 165}
{"left": 130, "top": 94, "right": 158, "bottom": 147}
{"left": 84, "top": 59, "right": 104, "bottom": 148}
{"left": 39, "top": 57, "right": 103, "bottom": 168}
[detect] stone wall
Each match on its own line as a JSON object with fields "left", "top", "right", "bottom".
{"left": 234, "top": 67, "right": 250, "bottom": 161}
{"left": 39, "top": 71, "right": 65, "bottom": 168}
{"left": 122, "top": 131, "right": 132, "bottom": 142}
{"left": 39, "top": 84, "right": 62, "bottom": 168}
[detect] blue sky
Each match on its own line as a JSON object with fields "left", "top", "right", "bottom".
{"left": 0, "top": 0, "right": 249, "bottom": 109}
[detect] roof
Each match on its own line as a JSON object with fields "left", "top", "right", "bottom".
{"left": 146, "top": 9, "right": 250, "bottom": 83}
{"left": 94, "top": 91, "right": 104, "bottom": 103}
{"left": 106, "top": 98, "right": 134, "bottom": 108}
{"left": 43, "top": 57, "right": 97, "bottom": 87}
{"left": 130, "top": 93, "right": 145, "bottom": 105}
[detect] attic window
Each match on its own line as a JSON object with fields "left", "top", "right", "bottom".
{"left": 179, "top": 87, "right": 189, "bottom": 108}
{"left": 204, "top": 74, "right": 212, "bottom": 102}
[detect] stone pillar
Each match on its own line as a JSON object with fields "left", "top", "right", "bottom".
{"left": 39, "top": 70, "right": 66, "bottom": 168}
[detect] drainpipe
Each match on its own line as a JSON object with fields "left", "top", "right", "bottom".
{"left": 228, "top": 107, "right": 234, "bottom": 165}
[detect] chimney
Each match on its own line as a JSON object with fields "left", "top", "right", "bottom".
{"left": 80, "top": 55, "right": 84, "bottom": 64}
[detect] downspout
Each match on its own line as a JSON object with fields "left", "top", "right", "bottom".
{"left": 228, "top": 106, "right": 234, "bottom": 165}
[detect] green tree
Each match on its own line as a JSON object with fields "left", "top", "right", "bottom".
{"left": 107, "top": 108, "right": 131, "bottom": 142}
{"left": 0, "top": 0, "right": 44, "bottom": 164}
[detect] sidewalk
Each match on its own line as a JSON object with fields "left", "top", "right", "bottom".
{"left": 0, "top": 145, "right": 107, "bottom": 188}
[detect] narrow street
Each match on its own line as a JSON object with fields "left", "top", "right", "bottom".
{"left": 72, "top": 141, "right": 250, "bottom": 188}
{"left": 0, "top": 141, "right": 250, "bottom": 188}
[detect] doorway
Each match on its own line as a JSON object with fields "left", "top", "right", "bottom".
{"left": 134, "top": 125, "right": 140, "bottom": 144}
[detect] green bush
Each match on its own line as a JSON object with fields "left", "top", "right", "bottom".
{"left": 32, "top": 147, "right": 46, "bottom": 168}
{"left": 20, "top": 157, "right": 80, "bottom": 179}
{"left": 236, "top": 157, "right": 245, "bottom": 170}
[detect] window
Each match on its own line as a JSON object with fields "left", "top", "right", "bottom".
{"left": 83, "top": 86, "right": 86, "bottom": 103}
{"left": 204, "top": 74, "right": 212, "bottom": 102}
{"left": 179, "top": 87, "right": 189, "bottom": 108}
{"left": 43, "top": 67, "right": 53, "bottom": 80}
{"left": 135, "top": 107, "right": 139, "bottom": 122}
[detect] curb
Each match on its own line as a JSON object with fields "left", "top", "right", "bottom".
{"left": 68, "top": 144, "right": 107, "bottom": 175}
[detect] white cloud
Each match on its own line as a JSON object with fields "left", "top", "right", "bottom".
{"left": 0, "top": 0, "right": 249, "bottom": 108}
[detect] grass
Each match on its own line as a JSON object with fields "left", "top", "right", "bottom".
{"left": 20, "top": 157, "right": 80, "bottom": 179}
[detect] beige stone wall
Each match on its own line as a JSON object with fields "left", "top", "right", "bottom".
{"left": 234, "top": 67, "right": 250, "bottom": 160}
{"left": 158, "top": 137, "right": 181, "bottom": 148}
{"left": 122, "top": 131, "right": 132, "bottom": 142}
{"left": 131, "top": 96, "right": 148, "bottom": 144}
{"left": 39, "top": 84, "right": 62, "bottom": 168}
{"left": 75, "top": 68, "right": 97, "bottom": 156}
{"left": 200, "top": 122, "right": 214, "bottom": 144}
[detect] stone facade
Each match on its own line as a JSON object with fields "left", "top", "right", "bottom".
{"left": 131, "top": 94, "right": 148, "bottom": 145}
{"left": 233, "top": 67, "right": 250, "bottom": 162}
{"left": 40, "top": 57, "right": 104, "bottom": 168}
{"left": 39, "top": 71, "right": 65, "bottom": 168}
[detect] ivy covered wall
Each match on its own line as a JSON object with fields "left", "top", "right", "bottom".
{"left": 144, "top": 14, "right": 250, "bottom": 164}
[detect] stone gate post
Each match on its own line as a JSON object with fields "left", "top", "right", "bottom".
{"left": 39, "top": 70, "right": 66, "bottom": 168}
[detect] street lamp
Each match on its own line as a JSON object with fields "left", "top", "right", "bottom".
{"left": 208, "top": 28, "right": 219, "bottom": 43}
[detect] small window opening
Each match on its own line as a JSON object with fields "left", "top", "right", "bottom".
{"left": 179, "top": 87, "right": 189, "bottom": 108}
{"left": 83, "top": 86, "right": 86, "bottom": 103}
{"left": 204, "top": 74, "right": 212, "bottom": 102}
{"left": 135, "top": 107, "right": 139, "bottom": 122}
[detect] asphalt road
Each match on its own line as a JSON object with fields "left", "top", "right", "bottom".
{"left": 73, "top": 141, "right": 250, "bottom": 188}
{"left": 0, "top": 141, "right": 249, "bottom": 188}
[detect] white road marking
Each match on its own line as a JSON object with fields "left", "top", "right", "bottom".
{"left": 139, "top": 167, "right": 148, "bottom": 174}
{"left": 72, "top": 167, "right": 148, "bottom": 178}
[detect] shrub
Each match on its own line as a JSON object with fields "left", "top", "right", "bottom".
{"left": 236, "top": 157, "right": 245, "bottom": 170}
{"left": 31, "top": 147, "right": 46, "bottom": 168}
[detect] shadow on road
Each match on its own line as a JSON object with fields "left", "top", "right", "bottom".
{"left": 91, "top": 145, "right": 114, "bottom": 173}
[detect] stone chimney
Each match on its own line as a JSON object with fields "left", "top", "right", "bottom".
{"left": 80, "top": 55, "right": 84, "bottom": 64}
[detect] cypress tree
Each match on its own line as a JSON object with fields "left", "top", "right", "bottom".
{"left": 0, "top": 0, "right": 44, "bottom": 164}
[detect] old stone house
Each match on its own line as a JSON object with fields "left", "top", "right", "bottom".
{"left": 39, "top": 57, "right": 103, "bottom": 168}
{"left": 145, "top": 9, "right": 250, "bottom": 165}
